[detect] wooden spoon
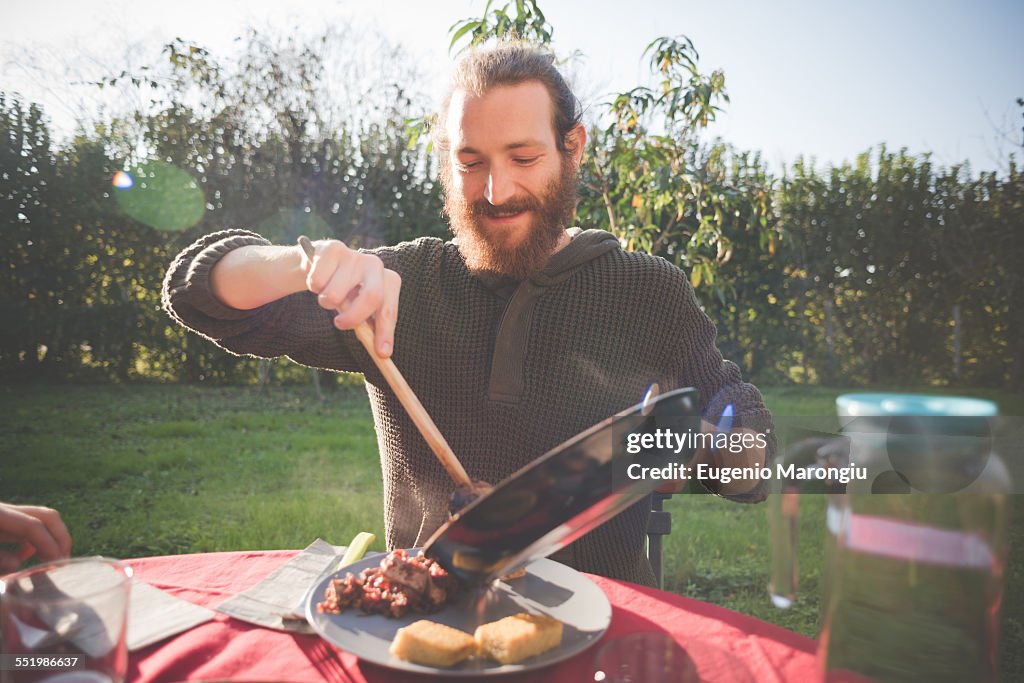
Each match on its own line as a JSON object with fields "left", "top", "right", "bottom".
{"left": 297, "top": 236, "right": 473, "bottom": 490}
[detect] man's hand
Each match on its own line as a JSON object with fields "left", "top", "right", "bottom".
{"left": 210, "top": 239, "right": 403, "bottom": 359}
{"left": 701, "top": 426, "right": 767, "bottom": 496}
{"left": 302, "top": 240, "right": 402, "bottom": 358}
{"left": 0, "top": 503, "right": 72, "bottom": 574}
{"left": 655, "top": 421, "right": 767, "bottom": 495}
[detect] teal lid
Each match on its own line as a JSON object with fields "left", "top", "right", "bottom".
{"left": 836, "top": 393, "right": 998, "bottom": 418}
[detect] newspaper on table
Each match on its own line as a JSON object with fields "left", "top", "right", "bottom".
{"left": 127, "top": 577, "right": 216, "bottom": 650}
{"left": 6, "top": 558, "right": 216, "bottom": 654}
{"left": 215, "top": 538, "right": 359, "bottom": 634}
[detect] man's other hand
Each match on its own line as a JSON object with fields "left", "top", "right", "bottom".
{"left": 656, "top": 421, "right": 767, "bottom": 496}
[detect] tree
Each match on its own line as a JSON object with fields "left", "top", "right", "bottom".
{"left": 2, "top": 6, "right": 1018, "bottom": 389}
{"left": 448, "top": 1, "right": 778, "bottom": 303}
{"left": 1, "top": 25, "right": 443, "bottom": 383}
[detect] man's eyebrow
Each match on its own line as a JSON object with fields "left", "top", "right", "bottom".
{"left": 455, "top": 140, "right": 547, "bottom": 155}
{"left": 506, "top": 140, "right": 546, "bottom": 151}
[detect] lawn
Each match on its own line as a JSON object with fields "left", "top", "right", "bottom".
{"left": 1, "top": 382, "right": 1020, "bottom": 677}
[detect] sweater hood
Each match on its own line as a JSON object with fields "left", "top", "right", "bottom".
{"left": 531, "top": 228, "right": 620, "bottom": 287}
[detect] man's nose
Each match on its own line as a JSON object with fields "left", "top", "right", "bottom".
{"left": 485, "top": 168, "right": 514, "bottom": 206}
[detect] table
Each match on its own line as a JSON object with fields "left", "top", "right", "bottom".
{"left": 127, "top": 550, "right": 819, "bottom": 682}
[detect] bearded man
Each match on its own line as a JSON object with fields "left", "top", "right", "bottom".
{"left": 163, "top": 42, "right": 772, "bottom": 587}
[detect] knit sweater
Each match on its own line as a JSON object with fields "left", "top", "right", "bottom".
{"left": 162, "top": 228, "right": 773, "bottom": 586}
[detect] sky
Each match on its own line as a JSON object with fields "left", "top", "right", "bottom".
{"left": 2, "top": 0, "right": 1021, "bottom": 174}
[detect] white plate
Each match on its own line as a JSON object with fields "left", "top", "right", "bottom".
{"left": 304, "top": 550, "right": 611, "bottom": 676}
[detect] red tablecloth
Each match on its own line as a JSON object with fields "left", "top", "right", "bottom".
{"left": 127, "top": 550, "right": 818, "bottom": 682}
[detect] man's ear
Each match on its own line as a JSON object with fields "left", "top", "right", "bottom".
{"left": 565, "top": 123, "right": 587, "bottom": 169}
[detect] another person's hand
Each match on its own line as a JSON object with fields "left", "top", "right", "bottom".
{"left": 655, "top": 421, "right": 767, "bottom": 495}
{"left": 0, "top": 503, "right": 72, "bottom": 573}
{"left": 302, "top": 240, "right": 402, "bottom": 358}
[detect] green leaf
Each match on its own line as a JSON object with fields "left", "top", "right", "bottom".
{"left": 690, "top": 264, "right": 702, "bottom": 288}
{"left": 532, "top": 0, "right": 546, "bottom": 24}
{"left": 449, "top": 20, "right": 481, "bottom": 54}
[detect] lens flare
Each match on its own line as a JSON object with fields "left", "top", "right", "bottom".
{"left": 113, "top": 160, "right": 205, "bottom": 232}
{"left": 641, "top": 382, "right": 660, "bottom": 416}
{"left": 717, "top": 404, "right": 735, "bottom": 433}
{"left": 112, "top": 171, "right": 134, "bottom": 189}
{"left": 255, "top": 207, "right": 330, "bottom": 243}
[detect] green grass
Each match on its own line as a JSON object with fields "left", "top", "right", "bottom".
{"left": 0, "top": 382, "right": 1020, "bottom": 677}
{"left": 0, "top": 384, "right": 385, "bottom": 557}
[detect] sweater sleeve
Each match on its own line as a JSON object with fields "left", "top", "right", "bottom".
{"left": 161, "top": 228, "right": 364, "bottom": 373}
{"left": 664, "top": 268, "right": 776, "bottom": 503}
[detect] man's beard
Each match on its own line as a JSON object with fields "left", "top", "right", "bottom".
{"left": 442, "top": 157, "right": 578, "bottom": 283}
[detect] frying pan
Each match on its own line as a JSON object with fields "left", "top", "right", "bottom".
{"left": 423, "top": 386, "right": 701, "bottom": 582}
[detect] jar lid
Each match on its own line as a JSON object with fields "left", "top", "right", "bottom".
{"left": 836, "top": 393, "right": 998, "bottom": 418}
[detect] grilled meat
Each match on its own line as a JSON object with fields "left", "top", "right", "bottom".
{"left": 318, "top": 549, "right": 459, "bottom": 618}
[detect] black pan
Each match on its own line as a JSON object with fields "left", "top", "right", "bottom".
{"left": 423, "top": 386, "right": 701, "bottom": 582}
